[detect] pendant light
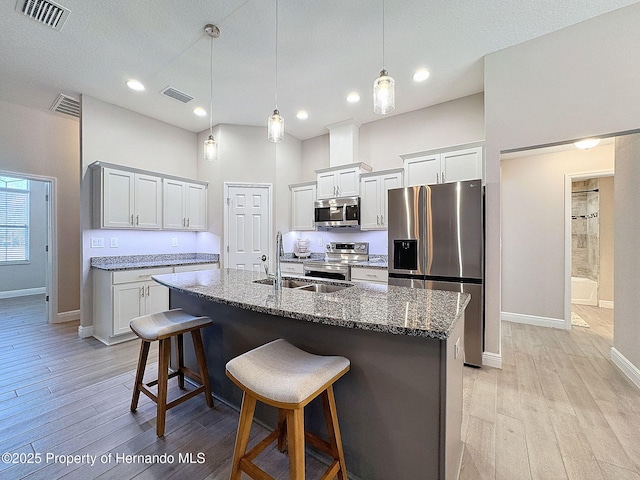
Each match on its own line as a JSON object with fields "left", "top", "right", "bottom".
{"left": 204, "top": 24, "right": 220, "bottom": 161}
{"left": 267, "top": 0, "right": 284, "bottom": 142}
{"left": 373, "top": 0, "right": 395, "bottom": 114}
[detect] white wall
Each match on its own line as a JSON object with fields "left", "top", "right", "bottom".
{"left": 0, "top": 99, "right": 79, "bottom": 314}
{"left": 501, "top": 144, "right": 614, "bottom": 320}
{"left": 197, "top": 123, "right": 303, "bottom": 267}
{"left": 485, "top": 2, "right": 640, "bottom": 368}
{"left": 0, "top": 180, "right": 47, "bottom": 294}
{"left": 80, "top": 95, "right": 199, "bottom": 329}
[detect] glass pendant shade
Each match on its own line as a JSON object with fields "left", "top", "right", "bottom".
{"left": 267, "top": 109, "right": 284, "bottom": 143}
{"left": 373, "top": 69, "right": 395, "bottom": 114}
{"left": 204, "top": 134, "right": 217, "bottom": 161}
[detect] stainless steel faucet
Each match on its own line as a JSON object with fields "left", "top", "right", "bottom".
{"left": 274, "top": 230, "right": 282, "bottom": 291}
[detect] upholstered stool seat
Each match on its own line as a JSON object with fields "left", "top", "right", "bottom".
{"left": 226, "top": 338, "right": 350, "bottom": 480}
{"left": 129, "top": 308, "right": 214, "bottom": 437}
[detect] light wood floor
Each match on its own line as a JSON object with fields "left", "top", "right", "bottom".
{"left": 460, "top": 304, "right": 640, "bottom": 480}
{"left": 1, "top": 297, "right": 639, "bottom": 479}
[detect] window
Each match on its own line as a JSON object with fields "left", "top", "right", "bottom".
{"left": 0, "top": 176, "right": 30, "bottom": 263}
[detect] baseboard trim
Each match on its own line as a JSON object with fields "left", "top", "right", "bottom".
{"left": 482, "top": 352, "right": 502, "bottom": 369}
{"left": 0, "top": 287, "right": 46, "bottom": 299}
{"left": 78, "top": 324, "right": 94, "bottom": 338}
{"left": 599, "top": 300, "right": 614, "bottom": 309}
{"left": 501, "top": 311, "right": 567, "bottom": 330}
{"left": 611, "top": 347, "right": 640, "bottom": 390}
{"left": 53, "top": 309, "right": 80, "bottom": 323}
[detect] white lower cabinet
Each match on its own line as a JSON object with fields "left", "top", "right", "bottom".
{"left": 280, "top": 262, "right": 304, "bottom": 275}
{"left": 350, "top": 267, "right": 388, "bottom": 284}
{"left": 93, "top": 263, "right": 219, "bottom": 345}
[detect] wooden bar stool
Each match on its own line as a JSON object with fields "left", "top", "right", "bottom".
{"left": 129, "top": 308, "right": 214, "bottom": 437}
{"left": 226, "top": 338, "right": 350, "bottom": 480}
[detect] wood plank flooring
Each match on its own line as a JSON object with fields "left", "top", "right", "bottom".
{"left": 1, "top": 296, "right": 639, "bottom": 479}
{"left": 461, "top": 304, "right": 640, "bottom": 480}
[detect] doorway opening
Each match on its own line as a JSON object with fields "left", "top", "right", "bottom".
{"left": 565, "top": 171, "right": 614, "bottom": 332}
{"left": 0, "top": 171, "right": 56, "bottom": 324}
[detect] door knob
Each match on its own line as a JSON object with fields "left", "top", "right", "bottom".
{"left": 261, "top": 255, "right": 267, "bottom": 262}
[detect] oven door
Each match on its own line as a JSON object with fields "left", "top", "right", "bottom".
{"left": 303, "top": 262, "right": 350, "bottom": 281}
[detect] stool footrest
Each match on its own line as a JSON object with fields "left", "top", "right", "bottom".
{"left": 166, "top": 386, "right": 205, "bottom": 410}
{"left": 304, "top": 431, "right": 333, "bottom": 457}
{"left": 239, "top": 457, "right": 275, "bottom": 480}
{"left": 244, "top": 429, "right": 280, "bottom": 462}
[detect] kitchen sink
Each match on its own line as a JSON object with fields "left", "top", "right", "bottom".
{"left": 296, "top": 283, "right": 351, "bottom": 293}
{"left": 253, "top": 277, "right": 352, "bottom": 293}
{"left": 253, "top": 278, "right": 309, "bottom": 288}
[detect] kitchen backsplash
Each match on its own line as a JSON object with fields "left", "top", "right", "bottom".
{"left": 283, "top": 230, "right": 388, "bottom": 254}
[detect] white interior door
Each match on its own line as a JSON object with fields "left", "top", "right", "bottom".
{"left": 226, "top": 185, "right": 271, "bottom": 272}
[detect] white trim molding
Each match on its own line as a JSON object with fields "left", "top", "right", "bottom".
{"left": 599, "top": 300, "right": 614, "bottom": 309}
{"left": 482, "top": 352, "right": 502, "bottom": 369}
{"left": 0, "top": 287, "right": 46, "bottom": 299}
{"left": 54, "top": 309, "right": 80, "bottom": 323}
{"left": 78, "top": 324, "right": 94, "bottom": 338}
{"left": 611, "top": 347, "right": 640, "bottom": 390}
{"left": 501, "top": 311, "right": 568, "bottom": 330}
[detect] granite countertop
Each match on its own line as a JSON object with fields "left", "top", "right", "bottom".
{"left": 91, "top": 253, "right": 219, "bottom": 271}
{"left": 152, "top": 268, "right": 469, "bottom": 340}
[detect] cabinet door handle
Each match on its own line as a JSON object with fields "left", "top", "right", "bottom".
{"left": 442, "top": 172, "right": 445, "bottom": 183}
{"left": 146, "top": 286, "right": 150, "bottom": 296}
{"left": 131, "top": 214, "right": 134, "bottom": 225}
{"left": 136, "top": 214, "right": 139, "bottom": 225}
{"left": 381, "top": 215, "right": 384, "bottom": 225}
{"left": 183, "top": 218, "right": 186, "bottom": 227}
{"left": 186, "top": 218, "right": 190, "bottom": 227}
{"left": 377, "top": 214, "right": 380, "bottom": 226}
{"left": 436, "top": 173, "right": 439, "bottom": 184}
{"left": 140, "top": 287, "right": 144, "bottom": 297}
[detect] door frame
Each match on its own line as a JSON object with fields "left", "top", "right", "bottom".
{"left": 223, "top": 182, "right": 273, "bottom": 270}
{"left": 0, "top": 169, "right": 57, "bottom": 324}
{"left": 563, "top": 169, "right": 614, "bottom": 329}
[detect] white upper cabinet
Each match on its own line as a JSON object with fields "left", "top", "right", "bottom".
{"left": 403, "top": 146, "right": 483, "bottom": 186}
{"left": 95, "top": 167, "right": 162, "bottom": 229}
{"left": 91, "top": 162, "right": 207, "bottom": 231}
{"left": 290, "top": 182, "right": 316, "bottom": 231}
{"left": 315, "top": 163, "right": 372, "bottom": 200}
{"left": 162, "top": 179, "right": 207, "bottom": 230}
{"left": 360, "top": 169, "right": 404, "bottom": 230}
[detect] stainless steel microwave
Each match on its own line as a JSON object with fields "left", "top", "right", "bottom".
{"left": 314, "top": 196, "right": 360, "bottom": 227}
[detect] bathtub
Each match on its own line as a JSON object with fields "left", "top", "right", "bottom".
{"left": 571, "top": 277, "right": 598, "bottom": 306}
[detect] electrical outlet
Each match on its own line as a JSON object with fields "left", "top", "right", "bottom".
{"left": 110, "top": 237, "right": 118, "bottom": 248}
{"left": 317, "top": 237, "right": 323, "bottom": 247}
{"left": 90, "top": 237, "right": 104, "bottom": 248}
{"left": 171, "top": 238, "right": 178, "bottom": 247}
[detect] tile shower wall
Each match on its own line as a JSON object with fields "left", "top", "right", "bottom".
{"left": 571, "top": 179, "right": 599, "bottom": 281}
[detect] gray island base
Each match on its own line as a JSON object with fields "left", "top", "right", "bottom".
{"left": 153, "top": 269, "right": 469, "bottom": 480}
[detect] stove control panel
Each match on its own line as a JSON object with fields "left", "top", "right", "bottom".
{"left": 326, "top": 242, "right": 369, "bottom": 254}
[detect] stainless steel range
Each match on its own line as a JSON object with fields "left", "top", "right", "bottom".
{"left": 303, "top": 242, "right": 369, "bottom": 281}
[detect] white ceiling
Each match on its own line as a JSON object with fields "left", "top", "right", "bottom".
{"left": 1, "top": 0, "right": 637, "bottom": 140}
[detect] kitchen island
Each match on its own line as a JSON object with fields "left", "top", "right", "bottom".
{"left": 153, "top": 268, "right": 469, "bottom": 480}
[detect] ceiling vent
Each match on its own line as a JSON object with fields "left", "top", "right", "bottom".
{"left": 50, "top": 94, "right": 79, "bottom": 118}
{"left": 15, "top": 0, "right": 70, "bottom": 31}
{"left": 161, "top": 86, "right": 193, "bottom": 104}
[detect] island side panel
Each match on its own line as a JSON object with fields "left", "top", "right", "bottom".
{"left": 172, "top": 289, "right": 448, "bottom": 480}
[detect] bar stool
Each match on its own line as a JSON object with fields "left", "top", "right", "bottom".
{"left": 129, "top": 308, "right": 214, "bottom": 437}
{"left": 226, "top": 338, "right": 350, "bottom": 480}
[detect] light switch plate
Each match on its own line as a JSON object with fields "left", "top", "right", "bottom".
{"left": 110, "top": 237, "right": 118, "bottom": 248}
{"left": 171, "top": 238, "right": 178, "bottom": 247}
{"left": 90, "top": 237, "right": 104, "bottom": 248}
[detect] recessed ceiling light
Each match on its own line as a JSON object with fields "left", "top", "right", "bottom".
{"left": 126, "top": 79, "right": 145, "bottom": 91}
{"left": 193, "top": 107, "right": 207, "bottom": 117}
{"left": 412, "top": 69, "right": 430, "bottom": 82}
{"left": 574, "top": 138, "right": 600, "bottom": 150}
{"left": 296, "top": 110, "right": 309, "bottom": 120}
{"left": 346, "top": 92, "right": 360, "bottom": 103}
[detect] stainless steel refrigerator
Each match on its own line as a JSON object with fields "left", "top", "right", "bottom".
{"left": 387, "top": 180, "right": 484, "bottom": 367}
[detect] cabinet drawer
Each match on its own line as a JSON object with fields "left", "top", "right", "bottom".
{"left": 173, "top": 263, "right": 219, "bottom": 273}
{"left": 351, "top": 267, "right": 388, "bottom": 283}
{"left": 280, "top": 262, "right": 304, "bottom": 275}
{"left": 112, "top": 267, "right": 173, "bottom": 284}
